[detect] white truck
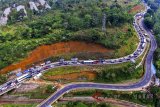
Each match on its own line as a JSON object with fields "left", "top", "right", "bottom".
{"left": 33, "top": 73, "right": 42, "bottom": 80}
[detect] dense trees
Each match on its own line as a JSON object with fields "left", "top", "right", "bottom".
{"left": 144, "top": 16, "right": 154, "bottom": 29}
{"left": 145, "top": 0, "right": 160, "bottom": 79}
{"left": 0, "top": 0, "right": 135, "bottom": 70}
{"left": 150, "top": 87, "right": 160, "bottom": 107}
{"left": 96, "top": 63, "right": 143, "bottom": 83}
{"left": 70, "top": 89, "right": 155, "bottom": 106}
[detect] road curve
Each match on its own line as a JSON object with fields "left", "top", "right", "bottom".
{"left": 0, "top": 3, "right": 148, "bottom": 96}
{"left": 37, "top": 4, "right": 157, "bottom": 107}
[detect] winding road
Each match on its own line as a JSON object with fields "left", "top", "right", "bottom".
{"left": 37, "top": 3, "right": 157, "bottom": 107}
{"left": 0, "top": 2, "right": 157, "bottom": 107}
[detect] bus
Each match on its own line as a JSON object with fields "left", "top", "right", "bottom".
{"left": 16, "top": 73, "right": 31, "bottom": 83}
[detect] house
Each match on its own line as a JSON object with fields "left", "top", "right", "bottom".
{"left": 16, "top": 5, "right": 27, "bottom": 16}
{"left": 2, "top": 7, "right": 11, "bottom": 17}
{"left": 36, "top": 0, "right": 51, "bottom": 9}
{"left": 29, "top": 1, "right": 39, "bottom": 11}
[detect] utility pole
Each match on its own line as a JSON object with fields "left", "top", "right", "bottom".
{"left": 102, "top": 0, "right": 107, "bottom": 32}
{"left": 102, "top": 13, "right": 106, "bottom": 32}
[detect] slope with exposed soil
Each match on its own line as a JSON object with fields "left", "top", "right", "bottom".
{"left": 0, "top": 41, "right": 112, "bottom": 74}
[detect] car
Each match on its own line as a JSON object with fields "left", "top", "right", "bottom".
{"left": 50, "top": 65, "right": 54, "bottom": 68}
{"left": 1, "top": 87, "right": 7, "bottom": 91}
{"left": 63, "top": 62, "right": 68, "bottom": 65}
{"left": 134, "top": 52, "right": 139, "bottom": 55}
{"left": 99, "top": 58, "right": 105, "bottom": 63}
{"left": 110, "top": 60, "right": 115, "bottom": 63}
{"left": 129, "top": 54, "right": 134, "bottom": 58}
{"left": 43, "top": 66, "right": 50, "bottom": 70}
{"left": 93, "top": 60, "right": 99, "bottom": 64}
{"left": 126, "top": 58, "right": 130, "bottom": 60}
{"left": 40, "top": 63, "right": 45, "bottom": 66}
{"left": 144, "top": 33, "right": 148, "bottom": 36}
{"left": 151, "top": 30, "right": 154, "bottom": 34}
{"left": 119, "top": 59, "right": 123, "bottom": 62}
{"left": 141, "top": 43, "right": 145, "bottom": 49}
{"left": 10, "top": 83, "right": 15, "bottom": 87}
{"left": 134, "top": 54, "right": 138, "bottom": 57}
{"left": 137, "top": 49, "right": 141, "bottom": 52}
{"left": 7, "top": 82, "right": 12, "bottom": 86}
{"left": 45, "top": 61, "right": 51, "bottom": 65}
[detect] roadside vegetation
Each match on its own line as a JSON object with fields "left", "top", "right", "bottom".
{"left": 0, "top": 74, "right": 7, "bottom": 85}
{"left": 9, "top": 84, "right": 56, "bottom": 99}
{"left": 54, "top": 102, "right": 112, "bottom": 107}
{"left": 0, "top": 0, "right": 140, "bottom": 72}
{"left": 42, "top": 40, "right": 148, "bottom": 84}
{"left": 64, "top": 86, "right": 160, "bottom": 107}
{"left": 42, "top": 61, "right": 144, "bottom": 84}
{"left": 96, "top": 63, "right": 143, "bottom": 83}
{"left": 143, "top": 0, "right": 160, "bottom": 78}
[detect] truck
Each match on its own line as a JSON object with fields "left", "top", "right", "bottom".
{"left": 141, "top": 38, "right": 146, "bottom": 43}
{"left": 144, "top": 33, "right": 148, "bottom": 36}
{"left": 141, "top": 43, "right": 145, "bottom": 49}
{"left": 82, "top": 60, "right": 97, "bottom": 64}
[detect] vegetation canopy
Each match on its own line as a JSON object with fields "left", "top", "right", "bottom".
{"left": 0, "top": 0, "right": 139, "bottom": 71}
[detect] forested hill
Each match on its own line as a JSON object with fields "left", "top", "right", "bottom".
{"left": 0, "top": 0, "right": 141, "bottom": 72}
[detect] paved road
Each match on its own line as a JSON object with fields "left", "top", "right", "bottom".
{"left": 0, "top": 12, "right": 147, "bottom": 96}
{"left": 0, "top": 2, "right": 156, "bottom": 107}
{"left": 37, "top": 4, "right": 157, "bottom": 107}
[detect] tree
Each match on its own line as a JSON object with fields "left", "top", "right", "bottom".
{"left": 75, "top": 102, "right": 88, "bottom": 107}
{"left": 153, "top": 22, "right": 160, "bottom": 35}
{"left": 8, "top": 9, "right": 18, "bottom": 24}
{"left": 147, "top": 9, "right": 154, "bottom": 15}
{"left": 144, "top": 17, "right": 154, "bottom": 29}
{"left": 150, "top": 3, "right": 159, "bottom": 11}
{"left": 46, "top": 85, "right": 53, "bottom": 93}
{"left": 144, "top": 13, "right": 151, "bottom": 18}
{"left": 0, "top": 74, "right": 7, "bottom": 85}
{"left": 67, "top": 16, "right": 83, "bottom": 31}
{"left": 84, "top": 14, "right": 92, "bottom": 28}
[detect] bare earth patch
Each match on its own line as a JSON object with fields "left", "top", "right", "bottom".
{"left": 0, "top": 41, "right": 112, "bottom": 74}
{"left": 14, "top": 83, "right": 39, "bottom": 93}
{"left": 128, "top": 4, "right": 145, "bottom": 14}
{"left": 45, "top": 71, "right": 97, "bottom": 82}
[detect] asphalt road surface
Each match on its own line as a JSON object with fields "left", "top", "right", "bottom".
{"left": 37, "top": 4, "right": 157, "bottom": 107}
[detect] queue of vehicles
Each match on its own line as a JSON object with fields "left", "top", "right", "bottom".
{"left": 0, "top": 13, "right": 148, "bottom": 96}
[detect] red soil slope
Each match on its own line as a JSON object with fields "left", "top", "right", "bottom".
{"left": 45, "top": 71, "right": 97, "bottom": 81}
{"left": 129, "top": 5, "right": 145, "bottom": 14}
{"left": 0, "top": 41, "right": 112, "bottom": 74}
